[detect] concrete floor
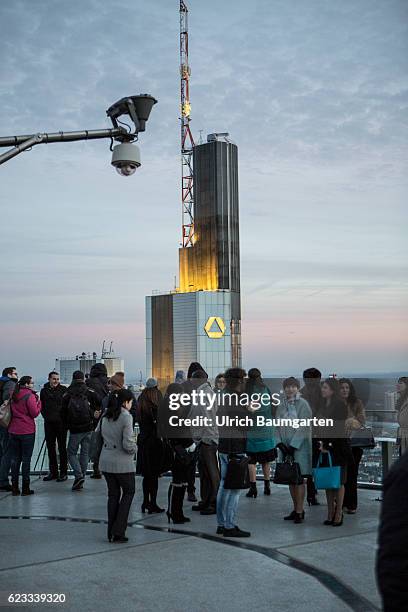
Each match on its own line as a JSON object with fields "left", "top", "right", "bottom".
{"left": 0, "top": 476, "right": 382, "bottom": 612}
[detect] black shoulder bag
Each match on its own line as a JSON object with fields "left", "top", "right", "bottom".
{"left": 223, "top": 454, "right": 250, "bottom": 490}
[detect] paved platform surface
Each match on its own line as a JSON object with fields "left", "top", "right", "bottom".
{"left": 0, "top": 476, "right": 382, "bottom": 612}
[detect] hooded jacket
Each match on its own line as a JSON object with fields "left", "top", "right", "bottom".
{"left": 61, "top": 381, "right": 98, "bottom": 434}
{"left": 40, "top": 382, "right": 67, "bottom": 424}
{"left": 86, "top": 363, "right": 109, "bottom": 404}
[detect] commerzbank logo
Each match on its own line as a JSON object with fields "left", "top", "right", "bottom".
{"left": 204, "top": 316, "right": 226, "bottom": 339}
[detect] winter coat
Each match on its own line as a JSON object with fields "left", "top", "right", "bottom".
{"left": 377, "top": 450, "right": 408, "bottom": 612}
{"left": 0, "top": 376, "right": 17, "bottom": 404}
{"left": 345, "top": 399, "right": 366, "bottom": 436}
{"left": 246, "top": 383, "right": 275, "bottom": 454}
{"left": 275, "top": 395, "right": 312, "bottom": 476}
{"left": 86, "top": 364, "right": 109, "bottom": 403}
{"left": 61, "top": 381, "right": 98, "bottom": 434}
{"left": 98, "top": 409, "right": 137, "bottom": 473}
{"left": 40, "top": 383, "right": 67, "bottom": 424}
{"left": 189, "top": 381, "right": 219, "bottom": 445}
{"left": 135, "top": 390, "right": 164, "bottom": 477}
{"left": 217, "top": 388, "right": 249, "bottom": 455}
{"left": 9, "top": 388, "right": 41, "bottom": 435}
{"left": 317, "top": 399, "right": 352, "bottom": 467}
{"left": 160, "top": 394, "right": 193, "bottom": 449}
{"left": 300, "top": 383, "right": 324, "bottom": 417}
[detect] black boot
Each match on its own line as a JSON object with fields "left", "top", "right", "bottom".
{"left": 148, "top": 477, "right": 164, "bottom": 513}
{"left": 21, "top": 481, "right": 34, "bottom": 496}
{"left": 11, "top": 481, "right": 20, "bottom": 496}
{"left": 264, "top": 480, "right": 271, "bottom": 496}
{"left": 246, "top": 482, "right": 257, "bottom": 498}
{"left": 178, "top": 486, "right": 190, "bottom": 522}
{"left": 167, "top": 484, "right": 190, "bottom": 524}
{"left": 141, "top": 477, "right": 150, "bottom": 513}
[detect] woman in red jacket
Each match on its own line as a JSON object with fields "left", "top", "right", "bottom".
{"left": 9, "top": 376, "right": 41, "bottom": 496}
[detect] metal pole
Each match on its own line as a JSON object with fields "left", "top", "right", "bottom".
{"left": 0, "top": 134, "right": 44, "bottom": 164}
{"left": 0, "top": 127, "right": 126, "bottom": 166}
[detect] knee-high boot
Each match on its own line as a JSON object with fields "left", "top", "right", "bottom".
{"left": 141, "top": 477, "right": 150, "bottom": 513}
{"left": 167, "top": 483, "right": 190, "bottom": 524}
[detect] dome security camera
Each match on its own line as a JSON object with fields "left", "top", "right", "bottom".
{"left": 111, "top": 142, "right": 141, "bottom": 176}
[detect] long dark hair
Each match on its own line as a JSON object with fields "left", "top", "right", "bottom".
{"left": 105, "top": 388, "right": 134, "bottom": 421}
{"left": 246, "top": 368, "right": 263, "bottom": 395}
{"left": 322, "top": 378, "right": 341, "bottom": 403}
{"left": 12, "top": 376, "right": 32, "bottom": 400}
{"left": 139, "top": 386, "right": 162, "bottom": 408}
{"left": 396, "top": 376, "right": 408, "bottom": 411}
{"left": 339, "top": 378, "right": 359, "bottom": 408}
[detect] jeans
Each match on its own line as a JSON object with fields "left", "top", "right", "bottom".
{"left": 67, "top": 431, "right": 92, "bottom": 479}
{"left": 216, "top": 452, "right": 244, "bottom": 530}
{"left": 44, "top": 421, "right": 68, "bottom": 476}
{"left": 103, "top": 472, "right": 135, "bottom": 538}
{"left": 9, "top": 433, "right": 35, "bottom": 485}
{"left": 0, "top": 427, "right": 11, "bottom": 486}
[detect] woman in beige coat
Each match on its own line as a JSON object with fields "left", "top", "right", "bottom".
{"left": 98, "top": 388, "right": 137, "bottom": 543}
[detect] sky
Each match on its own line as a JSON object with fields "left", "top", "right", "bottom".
{"left": 0, "top": 0, "right": 407, "bottom": 380}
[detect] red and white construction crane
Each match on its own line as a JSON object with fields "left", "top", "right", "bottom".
{"left": 180, "top": 0, "right": 195, "bottom": 247}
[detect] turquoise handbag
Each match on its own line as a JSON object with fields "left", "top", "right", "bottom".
{"left": 313, "top": 452, "right": 341, "bottom": 489}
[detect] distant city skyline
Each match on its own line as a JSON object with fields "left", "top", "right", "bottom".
{"left": 0, "top": 0, "right": 407, "bottom": 379}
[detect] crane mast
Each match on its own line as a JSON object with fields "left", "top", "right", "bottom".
{"left": 180, "top": 0, "right": 195, "bottom": 247}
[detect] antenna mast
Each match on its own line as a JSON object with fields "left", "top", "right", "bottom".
{"left": 180, "top": 0, "right": 195, "bottom": 247}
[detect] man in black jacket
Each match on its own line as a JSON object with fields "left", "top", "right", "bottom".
{"left": 216, "top": 367, "right": 251, "bottom": 538}
{"left": 376, "top": 450, "right": 408, "bottom": 611}
{"left": 62, "top": 370, "right": 99, "bottom": 491}
{"left": 182, "top": 362, "right": 205, "bottom": 501}
{"left": 86, "top": 363, "right": 109, "bottom": 479}
{"left": 0, "top": 366, "right": 18, "bottom": 491}
{"left": 300, "top": 367, "right": 323, "bottom": 506}
{"left": 40, "top": 371, "right": 68, "bottom": 482}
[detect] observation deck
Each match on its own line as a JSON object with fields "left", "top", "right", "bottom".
{"left": 1, "top": 476, "right": 381, "bottom": 611}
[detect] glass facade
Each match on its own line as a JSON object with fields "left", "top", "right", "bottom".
{"left": 146, "top": 134, "right": 242, "bottom": 387}
{"left": 178, "top": 138, "right": 240, "bottom": 294}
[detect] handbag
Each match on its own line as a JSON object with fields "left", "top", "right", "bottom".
{"left": 313, "top": 452, "right": 341, "bottom": 489}
{"left": 0, "top": 397, "right": 12, "bottom": 429}
{"left": 349, "top": 426, "right": 375, "bottom": 449}
{"left": 173, "top": 444, "right": 195, "bottom": 466}
{"left": 273, "top": 456, "right": 303, "bottom": 485}
{"left": 224, "top": 454, "right": 250, "bottom": 490}
{"left": 89, "top": 417, "right": 104, "bottom": 463}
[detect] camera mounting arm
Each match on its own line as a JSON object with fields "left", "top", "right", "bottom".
{"left": 0, "top": 94, "right": 156, "bottom": 167}
{"left": 0, "top": 127, "right": 127, "bottom": 166}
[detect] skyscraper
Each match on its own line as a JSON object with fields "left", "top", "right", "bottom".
{"left": 146, "top": 133, "right": 241, "bottom": 388}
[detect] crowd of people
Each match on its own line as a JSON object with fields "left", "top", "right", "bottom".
{"left": 0, "top": 364, "right": 407, "bottom": 546}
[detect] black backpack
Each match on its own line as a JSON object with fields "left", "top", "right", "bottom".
{"left": 67, "top": 394, "right": 92, "bottom": 427}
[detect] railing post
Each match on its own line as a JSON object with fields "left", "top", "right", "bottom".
{"left": 381, "top": 440, "right": 394, "bottom": 481}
